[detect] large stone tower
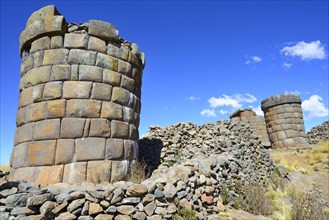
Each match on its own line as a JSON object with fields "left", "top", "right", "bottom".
{"left": 261, "top": 94, "right": 309, "bottom": 149}
{"left": 9, "top": 5, "right": 145, "bottom": 185}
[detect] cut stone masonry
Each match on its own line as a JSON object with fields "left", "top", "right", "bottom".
{"left": 9, "top": 5, "right": 145, "bottom": 185}
{"left": 261, "top": 94, "right": 309, "bottom": 148}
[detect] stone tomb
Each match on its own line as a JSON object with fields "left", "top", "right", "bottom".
{"left": 9, "top": 5, "right": 145, "bottom": 185}
{"left": 261, "top": 94, "right": 309, "bottom": 148}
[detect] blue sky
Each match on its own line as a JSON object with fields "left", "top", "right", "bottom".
{"left": 1, "top": 1, "right": 328, "bottom": 164}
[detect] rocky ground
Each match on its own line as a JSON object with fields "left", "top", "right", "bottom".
{"left": 307, "top": 121, "right": 329, "bottom": 144}
{"left": 1, "top": 119, "right": 328, "bottom": 219}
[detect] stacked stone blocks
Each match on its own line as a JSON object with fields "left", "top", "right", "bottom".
{"left": 239, "top": 116, "right": 271, "bottom": 147}
{"left": 261, "top": 94, "right": 309, "bottom": 148}
{"left": 10, "top": 5, "right": 145, "bottom": 185}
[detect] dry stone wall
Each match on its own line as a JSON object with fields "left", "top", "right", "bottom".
{"left": 307, "top": 121, "right": 329, "bottom": 144}
{"left": 261, "top": 94, "right": 309, "bottom": 148}
{"left": 239, "top": 116, "right": 270, "bottom": 147}
{"left": 229, "top": 109, "right": 270, "bottom": 147}
{"left": 9, "top": 5, "right": 145, "bottom": 185}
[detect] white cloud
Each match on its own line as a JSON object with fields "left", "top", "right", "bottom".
{"left": 209, "top": 95, "right": 241, "bottom": 109}
{"left": 219, "top": 110, "right": 228, "bottom": 115}
{"left": 282, "top": 62, "right": 292, "bottom": 69}
{"left": 246, "top": 56, "right": 262, "bottom": 64}
{"left": 200, "top": 109, "right": 217, "bottom": 117}
{"left": 281, "top": 40, "right": 326, "bottom": 60}
{"left": 186, "top": 96, "right": 200, "bottom": 101}
{"left": 251, "top": 105, "right": 264, "bottom": 116}
{"left": 208, "top": 93, "right": 257, "bottom": 109}
{"left": 302, "top": 95, "right": 329, "bottom": 120}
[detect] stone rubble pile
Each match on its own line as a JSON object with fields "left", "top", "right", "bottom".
{"left": 307, "top": 121, "right": 329, "bottom": 144}
{"left": 1, "top": 119, "right": 275, "bottom": 219}
{"left": 139, "top": 119, "right": 275, "bottom": 185}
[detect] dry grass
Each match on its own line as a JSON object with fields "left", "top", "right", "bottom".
{"left": 272, "top": 144, "right": 329, "bottom": 174}
{"left": 126, "top": 160, "right": 148, "bottom": 183}
{"left": 269, "top": 145, "right": 329, "bottom": 220}
{"left": 235, "top": 182, "right": 274, "bottom": 216}
{"left": 288, "top": 187, "right": 329, "bottom": 220}
{"left": 0, "top": 164, "right": 10, "bottom": 172}
{"left": 268, "top": 184, "right": 329, "bottom": 220}
{"left": 314, "top": 141, "right": 329, "bottom": 153}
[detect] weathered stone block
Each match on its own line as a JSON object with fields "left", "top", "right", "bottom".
{"left": 63, "top": 162, "right": 87, "bottom": 184}
{"left": 90, "top": 119, "right": 111, "bottom": 137}
{"left": 103, "top": 69, "right": 121, "bottom": 86}
{"left": 121, "top": 76, "right": 135, "bottom": 92}
{"left": 272, "top": 125, "right": 281, "bottom": 132}
{"left": 88, "top": 20, "right": 119, "bottom": 41}
{"left": 129, "top": 124, "right": 137, "bottom": 140}
{"left": 66, "top": 99, "right": 101, "bottom": 118}
{"left": 30, "top": 36, "right": 50, "bottom": 53}
{"left": 133, "top": 96, "right": 140, "bottom": 113}
{"left": 132, "top": 68, "right": 141, "bottom": 85}
{"left": 96, "top": 53, "right": 118, "bottom": 70}
{"left": 60, "top": 118, "right": 85, "bottom": 138}
{"left": 111, "top": 120, "right": 129, "bottom": 138}
{"left": 76, "top": 138, "right": 105, "bottom": 161}
{"left": 43, "top": 81, "right": 63, "bottom": 100}
{"left": 27, "top": 102, "right": 47, "bottom": 122}
{"left": 21, "top": 55, "right": 34, "bottom": 75}
{"left": 282, "top": 138, "right": 295, "bottom": 147}
{"left": 14, "top": 123, "right": 34, "bottom": 144}
{"left": 71, "top": 64, "right": 79, "bottom": 80}
{"left": 50, "top": 36, "right": 63, "bottom": 49}
{"left": 68, "top": 49, "right": 97, "bottom": 65}
{"left": 106, "top": 138, "right": 124, "bottom": 160}
{"left": 63, "top": 81, "right": 92, "bottom": 99}
{"left": 107, "top": 43, "right": 130, "bottom": 61}
{"left": 16, "top": 107, "right": 26, "bottom": 126}
{"left": 281, "top": 124, "right": 292, "bottom": 130}
{"left": 20, "top": 66, "right": 51, "bottom": 89}
{"left": 128, "top": 52, "right": 141, "bottom": 68}
{"left": 285, "top": 129, "right": 298, "bottom": 138}
{"left": 112, "top": 87, "right": 129, "bottom": 106}
{"left": 33, "top": 119, "right": 60, "bottom": 140}
{"left": 42, "top": 49, "right": 69, "bottom": 65}
{"left": 79, "top": 65, "right": 103, "bottom": 82}
{"left": 64, "top": 33, "right": 88, "bottom": 49}
{"left": 19, "top": 87, "right": 34, "bottom": 107}
{"left": 123, "top": 107, "right": 134, "bottom": 123}
{"left": 34, "top": 165, "right": 64, "bottom": 186}
{"left": 55, "top": 139, "right": 75, "bottom": 165}
{"left": 124, "top": 140, "right": 134, "bottom": 160}
{"left": 83, "top": 118, "right": 91, "bottom": 137}
{"left": 28, "top": 140, "right": 56, "bottom": 166}
{"left": 101, "top": 101, "right": 123, "bottom": 120}
{"left": 87, "top": 161, "right": 112, "bottom": 183}
{"left": 88, "top": 36, "right": 106, "bottom": 53}
{"left": 7, "top": 167, "right": 36, "bottom": 183}
{"left": 46, "top": 99, "right": 66, "bottom": 118}
{"left": 32, "top": 51, "right": 45, "bottom": 67}
{"left": 50, "top": 65, "right": 71, "bottom": 81}
{"left": 111, "top": 160, "right": 128, "bottom": 182}
{"left": 269, "top": 133, "right": 278, "bottom": 142}
{"left": 91, "top": 83, "right": 112, "bottom": 101}
{"left": 118, "top": 60, "right": 132, "bottom": 76}
{"left": 19, "top": 5, "right": 66, "bottom": 53}
{"left": 11, "top": 143, "right": 28, "bottom": 168}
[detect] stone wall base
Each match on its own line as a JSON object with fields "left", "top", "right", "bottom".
{"left": 7, "top": 160, "right": 129, "bottom": 186}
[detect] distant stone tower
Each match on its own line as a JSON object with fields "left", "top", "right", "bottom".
{"left": 9, "top": 5, "right": 145, "bottom": 185}
{"left": 261, "top": 94, "right": 309, "bottom": 148}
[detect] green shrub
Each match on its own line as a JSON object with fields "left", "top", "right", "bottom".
{"left": 173, "top": 205, "right": 195, "bottom": 220}
{"left": 221, "top": 184, "right": 230, "bottom": 205}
